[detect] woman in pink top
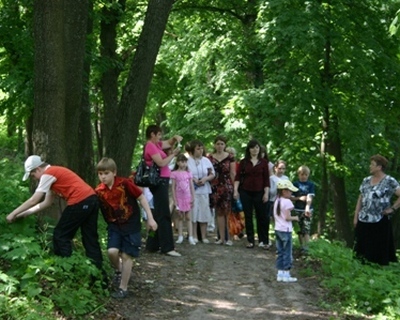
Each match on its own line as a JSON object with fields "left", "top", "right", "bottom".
{"left": 143, "top": 125, "right": 182, "bottom": 257}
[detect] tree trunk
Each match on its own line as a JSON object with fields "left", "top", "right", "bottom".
{"left": 33, "top": 0, "right": 67, "bottom": 165}
{"left": 107, "top": 0, "right": 175, "bottom": 176}
{"left": 100, "top": 0, "right": 126, "bottom": 160}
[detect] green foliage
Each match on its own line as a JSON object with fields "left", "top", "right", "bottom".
{"left": 0, "top": 154, "right": 109, "bottom": 319}
{"left": 306, "top": 239, "right": 400, "bottom": 318}
{"left": 0, "top": 214, "right": 109, "bottom": 319}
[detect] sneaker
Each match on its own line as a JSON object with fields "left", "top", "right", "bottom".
{"left": 176, "top": 236, "right": 183, "bottom": 244}
{"left": 225, "top": 240, "right": 233, "bottom": 246}
{"left": 166, "top": 250, "right": 182, "bottom": 257}
{"left": 202, "top": 239, "right": 210, "bottom": 244}
{"left": 258, "top": 242, "right": 266, "bottom": 248}
{"left": 282, "top": 276, "right": 297, "bottom": 283}
{"left": 111, "top": 288, "right": 128, "bottom": 299}
{"left": 215, "top": 239, "right": 223, "bottom": 245}
{"left": 189, "top": 238, "right": 197, "bottom": 245}
{"left": 193, "top": 238, "right": 199, "bottom": 244}
{"left": 111, "top": 271, "right": 122, "bottom": 289}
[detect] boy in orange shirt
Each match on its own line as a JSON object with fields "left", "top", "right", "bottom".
{"left": 96, "top": 157, "right": 157, "bottom": 299}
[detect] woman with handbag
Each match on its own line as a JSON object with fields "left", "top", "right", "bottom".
{"left": 143, "top": 124, "right": 182, "bottom": 257}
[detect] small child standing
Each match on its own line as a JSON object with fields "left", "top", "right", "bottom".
{"left": 170, "top": 154, "right": 196, "bottom": 245}
{"left": 292, "top": 165, "right": 316, "bottom": 254}
{"left": 274, "top": 180, "right": 299, "bottom": 282}
{"left": 95, "top": 157, "right": 157, "bottom": 299}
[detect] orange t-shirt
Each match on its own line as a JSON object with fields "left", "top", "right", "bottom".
{"left": 35, "top": 166, "right": 95, "bottom": 205}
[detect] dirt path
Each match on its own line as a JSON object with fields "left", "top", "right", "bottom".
{"left": 105, "top": 232, "right": 337, "bottom": 320}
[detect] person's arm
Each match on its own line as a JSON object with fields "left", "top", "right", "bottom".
{"left": 171, "top": 179, "right": 177, "bottom": 207}
{"left": 7, "top": 191, "right": 54, "bottom": 222}
{"left": 137, "top": 194, "right": 157, "bottom": 231}
{"left": 151, "top": 148, "right": 180, "bottom": 168}
{"left": 353, "top": 195, "right": 362, "bottom": 227}
{"left": 304, "top": 194, "right": 314, "bottom": 217}
{"left": 284, "top": 208, "right": 299, "bottom": 222}
{"left": 189, "top": 177, "right": 195, "bottom": 206}
{"left": 229, "top": 160, "right": 236, "bottom": 184}
{"left": 383, "top": 187, "right": 400, "bottom": 215}
{"left": 161, "top": 135, "right": 183, "bottom": 149}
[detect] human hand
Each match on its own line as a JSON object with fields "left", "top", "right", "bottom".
{"left": 6, "top": 213, "right": 16, "bottom": 223}
{"left": 304, "top": 211, "right": 312, "bottom": 218}
{"left": 173, "top": 135, "right": 183, "bottom": 144}
{"left": 233, "top": 191, "right": 239, "bottom": 200}
{"left": 173, "top": 147, "right": 181, "bottom": 156}
{"left": 148, "top": 219, "right": 158, "bottom": 231}
{"left": 262, "top": 192, "right": 269, "bottom": 203}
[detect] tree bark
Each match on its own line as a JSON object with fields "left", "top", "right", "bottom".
{"left": 106, "top": 0, "right": 175, "bottom": 176}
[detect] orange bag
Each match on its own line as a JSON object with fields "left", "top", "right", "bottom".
{"left": 228, "top": 212, "right": 245, "bottom": 235}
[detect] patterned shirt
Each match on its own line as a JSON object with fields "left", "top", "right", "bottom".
{"left": 358, "top": 175, "right": 400, "bottom": 223}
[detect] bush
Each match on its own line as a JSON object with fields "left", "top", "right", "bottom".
{"left": 306, "top": 239, "right": 400, "bottom": 319}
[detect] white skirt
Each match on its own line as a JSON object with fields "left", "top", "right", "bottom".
{"left": 192, "top": 194, "right": 212, "bottom": 223}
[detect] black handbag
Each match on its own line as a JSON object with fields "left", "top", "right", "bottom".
{"left": 134, "top": 156, "right": 161, "bottom": 187}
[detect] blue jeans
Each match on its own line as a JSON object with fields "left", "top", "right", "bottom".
{"left": 275, "top": 230, "right": 293, "bottom": 270}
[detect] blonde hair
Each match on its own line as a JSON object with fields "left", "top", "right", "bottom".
{"left": 96, "top": 157, "right": 117, "bottom": 172}
{"left": 297, "top": 165, "right": 310, "bottom": 175}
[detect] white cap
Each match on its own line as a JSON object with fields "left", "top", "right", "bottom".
{"left": 277, "top": 180, "right": 298, "bottom": 192}
{"left": 23, "top": 155, "right": 44, "bottom": 181}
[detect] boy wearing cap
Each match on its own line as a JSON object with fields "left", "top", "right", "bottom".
{"left": 292, "top": 165, "right": 316, "bottom": 254}
{"left": 274, "top": 180, "right": 299, "bottom": 282}
{"left": 6, "top": 155, "right": 103, "bottom": 269}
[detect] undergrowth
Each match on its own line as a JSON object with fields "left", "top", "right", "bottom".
{"left": 0, "top": 157, "right": 110, "bottom": 320}
{"left": 305, "top": 239, "right": 400, "bottom": 319}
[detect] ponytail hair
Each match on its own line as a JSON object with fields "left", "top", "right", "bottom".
{"left": 275, "top": 189, "right": 285, "bottom": 216}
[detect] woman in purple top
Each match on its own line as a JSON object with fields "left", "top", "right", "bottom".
{"left": 143, "top": 124, "right": 182, "bottom": 257}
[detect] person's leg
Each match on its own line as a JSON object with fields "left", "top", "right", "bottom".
{"left": 176, "top": 214, "right": 184, "bottom": 243}
{"left": 192, "top": 222, "right": 198, "bottom": 240}
{"left": 216, "top": 213, "right": 225, "bottom": 244}
{"left": 254, "top": 192, "right": 268, "bottom": 246}
{"left": 79, "top": 195, "right": 103, "bottom": 268}
{"left": 119, "top": 252, "right": 133, "bottom": 292}
{"left": 148, "top": 182, "right": 174, "bottom": 253}
{"left": 240, "top": 190, "right": 255, "bottom": 245}
{"left": 200, "top": 222, "right": 208, "bottom": 242}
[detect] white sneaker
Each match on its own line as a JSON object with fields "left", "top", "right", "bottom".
{"left": 193, "top": 238, "right": 199, "bottom": 244}
{"left": 188, "top": 237, "right": 196, "bottom": 245}
{"left": 258, "top": 242, "right": 266, "bottom": 248}
{"left": 282, "top": 276, "right": 297, "bottom": 283}
{"left": 176, "top": 236, "right": 183, "bottom": 244}
{"left": 202, "top": 239, "right": 210, "bottom": 244}
{"left": 277, "top": 270, "right": 285, "bottom": 282}
{"left": 166, "top": 250, "right": 181, "bottom": 257}
{"left": 225, "top": 240, "right": 233, "bottom": 246}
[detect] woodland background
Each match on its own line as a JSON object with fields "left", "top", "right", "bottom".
{"left": 1, "top": 0, "right": 400, "bottom": 248}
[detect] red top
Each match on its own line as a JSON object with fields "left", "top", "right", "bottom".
{"left": 235, "top": 158, "right": 270, "bottom": 192}
{"left": 36, "top": 166, "right": 95, "bottom": 205}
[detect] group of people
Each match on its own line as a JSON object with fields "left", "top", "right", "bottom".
{"left": 5, "top": 123, "right": 400, "bottom": 298}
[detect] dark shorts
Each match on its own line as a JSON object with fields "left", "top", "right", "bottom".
{"left": 107, "top": 229, "right": 141, "bottom": 258}
{"left": 294, "top": 210, "right": 312, "bottom": 235}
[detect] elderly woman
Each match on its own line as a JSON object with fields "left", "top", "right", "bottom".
{"left": 187, "top": 139, "right": 215, "bottom": 244}
{"left": 353, "top": 154, "right": 400, "bottom": 265}
{"left": 144, "top": 124, "right": 182, "bottom": 257}
{"left": 233, "top": 139, "right": 270, "bottom": 249}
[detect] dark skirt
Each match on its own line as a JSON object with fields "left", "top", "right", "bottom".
{"left": 354, "top": 215, "right": 397, "bottom": 265}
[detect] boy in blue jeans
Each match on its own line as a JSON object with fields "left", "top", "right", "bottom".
{"left": 292, "top": 165, "right": 315, "bottom": 254}
{"left": 96, "top": 157, "right": 157, "bottom": 299}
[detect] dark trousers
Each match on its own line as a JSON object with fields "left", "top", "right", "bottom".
{"left": 53, "top": 195, "right": 103, "bottom": 268}
{"left": 240, "top": 189, "right": 268, "bottom": 244}
{"left": 146, "top": 179, "right": 175, "bottom": 253}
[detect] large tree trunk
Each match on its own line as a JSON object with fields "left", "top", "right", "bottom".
{"left": 99, "top": 0, "right": 126, "bottom": 160}
{"left": 33, "top": 0, "right": 90, "bottom": 221}
{"left": 107, "top": 0, "right": 175, "bottom": 176}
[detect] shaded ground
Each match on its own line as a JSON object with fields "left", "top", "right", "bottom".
{"left": 103, "top": 230, "right": 341, "bottom": 320}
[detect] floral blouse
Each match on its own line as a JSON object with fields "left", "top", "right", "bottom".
{"left": 358, "top": 175, "right": 400, "bottom": 223}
